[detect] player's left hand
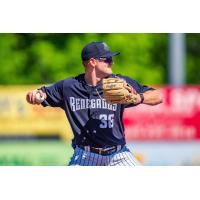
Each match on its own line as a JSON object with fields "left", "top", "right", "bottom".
{"left": 102, "top": 77, "right": 142, "bottom": 104}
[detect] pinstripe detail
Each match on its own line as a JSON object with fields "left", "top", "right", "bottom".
{"left": 108, "top": 155, "right": 111, "bottom": 165}
{"left": 68, "top": 153, "right": 75, "bottom": 166}
{"left": 127, "top": 150, "right": 139, "bottom": 166}
{"left": 125, "top": 150, "right": 139, "bottom": 166}
{"left": 99, "top": 155, "right": 105, "bottom": 166}
{"left": 76, "top": 148, "right": 82, "bottom": 165}
{"left": 114, "top": 152, "right": 121, "bottom": 166}
{"left": 107, "top": 146, "right": 139, "bottom": 166}
{"left": 67, "top": 145, "right": 140, "bottom": 166}
{"left": 81, "top": 151, "right": 88, "bottom": 166}
{"left": 92, "top": 153, "right": 96, "bottom": 166}
{"left": 119, "top": 151, "right": 131, "bottom": 166}
{"left": 75, "top": 148, "right": 83, "bottom": 165}
{"left": 82, "top": 149, "right": 87, "bottom": 166}
{"left": 106, "top": 154, "right": 111, "bottom": 166}
{"left": 69, "top": 148, "right": 75, "bottom": 165}
{"left": 88, "top": 152, "right": 95, "bottom": 166}
{"left": 122, "top": 151, "right": 135, "bottom": 166}
{"left": 68, "top": 147, "right": 83, "bottom": 166}
{"left": 117, "top": 153, "right": 123, "bottom": 166}
{"left": 98, "top": 154, "right": 104, "bottom": 166}
{"left": 74, "top": 147, "right": 80, "bottom": 165}
{"left": 97, "top": 154, "right": 101, "bottom": 166}
{"left": 108, "top": 147, "right": 121, "bottom": 166}
{"left": 121, "top": 146, "right": 136, "bottom": 166}
{"left": 68, "top": 147, "right": 80, "bottom": 165}
{"left": 121, "top": 150, "right": 134, "bottom": 166}
{"left": 95, "top": 152, "right": 100, "bottom": 166}
{"left": 85, "top": 151, "right": 91, "bottom": 166}
{"left": 129, "top": 153, "right": 138, "bottom": 166}
{"left": 92, "top": 153, "right": 95, "bottom": 166}
{"left": 117, "top": 152, "right": 130, "bottom": 166}
{"left": 109, "top": 152, "right": 120, "bottom": 166}
{"left": 89, "top": 153, "right": 93, "bottom": 166}
{"left": 126, "top": 145, "right": 141, "bottom": 166}
{"left": 122, "top": 151, "right": 130, "bottom": 166}
{"left": 90, "top": 152, "right": 94, "bottom": 165}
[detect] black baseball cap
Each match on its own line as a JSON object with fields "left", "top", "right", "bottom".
{"left": 81, "top": 42, "right": 120, "bottom": 61}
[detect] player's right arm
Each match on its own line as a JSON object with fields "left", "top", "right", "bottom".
{"left": 26, "top": 89, "right": 47, "bottom": 105}
{"left": 26, "top": 80, "right": 64, "bottom": 107}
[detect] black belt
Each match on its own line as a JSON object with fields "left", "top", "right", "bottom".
{"left": 77, "top": 145, "right": 123, "bottom": 155}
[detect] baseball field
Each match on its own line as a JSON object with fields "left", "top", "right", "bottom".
{"left": 0, "top": 140, "right": 73, "bottom": 166}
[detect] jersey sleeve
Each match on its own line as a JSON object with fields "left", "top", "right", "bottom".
{"left": 118, "top": 75, "right": 155, "bottom": 108}
{"left": 123, "top": 76, "right": 155, "bottom": 93}
{"left": 40, "top": 80, "right": 64, "bottom": 108}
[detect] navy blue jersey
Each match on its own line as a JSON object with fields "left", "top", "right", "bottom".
{"left": 40, "top": 74, "right": 154, "bottom": 148}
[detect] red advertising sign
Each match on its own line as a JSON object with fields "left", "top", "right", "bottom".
{"left": 124, "top": 86, "right": 200, "bottom": 140}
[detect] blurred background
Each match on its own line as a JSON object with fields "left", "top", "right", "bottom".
{"left": 0, "top": 33, "right": 200, "bottom": 165}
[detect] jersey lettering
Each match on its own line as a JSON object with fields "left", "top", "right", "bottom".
{"left": 86, "top": 99, "right": 90, "bottom": 109}
{"left": 91, "top": 99, "right": 95, "bottom": 108}
{"left": 75, "top": 98, "right": 80, "bottom": 110}
{"left": 80, "top": 99, "right": 85, "bottom": 109}
{"left": 69, "top": 97, "right": 117, "bottom": 111}
{"left": 96, "top": 99, "right": 101, "bottom": 108}
{"left": 70, "top": 96, "right": 75, "bottom": 111}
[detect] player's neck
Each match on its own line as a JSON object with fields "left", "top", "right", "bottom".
{"left": 84, "top": 70, "right": 101, "bottom": 87}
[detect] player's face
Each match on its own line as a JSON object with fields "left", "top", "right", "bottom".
{"left": 95, "top": 57, "right": 113, "bottom": 77}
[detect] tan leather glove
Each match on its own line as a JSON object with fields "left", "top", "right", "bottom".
{"left": 102, "top": 77, "right": 138, "bottom": 104}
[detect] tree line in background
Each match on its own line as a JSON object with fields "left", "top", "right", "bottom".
{"left": 0, "top": 33, "right": 199, "bottom": 85}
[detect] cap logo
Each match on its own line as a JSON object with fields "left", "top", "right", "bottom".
{"left": 102, "top": 42, "right": 109, "bottom": 51}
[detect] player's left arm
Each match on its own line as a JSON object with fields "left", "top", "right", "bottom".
{"left": 140, "top": 89, "right": 163, "bottom": 105}
{"left": 119, "top": 75, "right": 163, "bottom": 106}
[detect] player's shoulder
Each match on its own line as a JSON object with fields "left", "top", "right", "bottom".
{"left": 63, "top": 73, "right": 84, "bottom": 85}
{"left": 113, "top": 73, "right": 155, "bottom": 92}
{"left": 44, "top": 74, "right": 84, "bottom": 92}
{"left": 112, "top": 74, "right": 137, "bottom": 84}
{"left": 112, "top": 73, "right": 146, "bottom": 90}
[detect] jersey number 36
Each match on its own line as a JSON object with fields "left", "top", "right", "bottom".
{"left": 99, "top": 114, "right": 114, "bottom": 128}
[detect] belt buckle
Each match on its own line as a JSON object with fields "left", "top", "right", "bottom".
{"left": 82, "top": 145, "right": 122, "bottom": 155}
{"left": 100, "top": 147, "right": 111, "bottom": 155}
{"left": 98, "top": 149, "right": 102, "bottom": 154}
{"left": 102, "top": 146, "right": 118, "bottom": 155}
{"left": 92, "top": 147, "right": 107, "bottom": 155}
{"left": 95, "top": 147, "right": 103, "bottom": 155}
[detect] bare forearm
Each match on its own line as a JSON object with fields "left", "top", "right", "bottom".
{"left": 142, "top": 90, "right": 163, "bottom": 105}
{"left": 134, "top": 89, "right": 162, "bottom": 105}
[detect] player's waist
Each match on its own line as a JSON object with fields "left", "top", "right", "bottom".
{"left": 76, "top": 144, "right": 124, "bottom": 155}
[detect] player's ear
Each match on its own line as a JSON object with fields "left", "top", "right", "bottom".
{"left": 89, "top": 58, "right": 97, "bottom": 68}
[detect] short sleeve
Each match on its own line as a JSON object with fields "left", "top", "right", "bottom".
{"left": 123, "top": 76, "right": 155, "bottom": 93}
{"left": 40, "top": 80, "right": 64, "bottom": 108}
{"left": 118, "top": 75, "right": 155, "bottom": 108}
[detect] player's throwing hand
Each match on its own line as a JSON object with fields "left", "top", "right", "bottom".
{"left": 26, "top": 89, "right": 47, "bottom": 105}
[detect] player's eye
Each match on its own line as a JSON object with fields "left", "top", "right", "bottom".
{"left": 98, "top": 57, "right": 113, "bottom": 65}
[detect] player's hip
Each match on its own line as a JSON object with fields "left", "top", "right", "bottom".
{"left": 68, "top": 145, "right": 141, "bottom": 166}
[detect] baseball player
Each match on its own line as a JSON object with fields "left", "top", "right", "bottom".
{"left": 26, "top": 42, "right": 162, "bottom": 166}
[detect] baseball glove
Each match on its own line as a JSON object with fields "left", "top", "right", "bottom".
{"left": 102, "top": 77, "right": 138, "bottom": 104}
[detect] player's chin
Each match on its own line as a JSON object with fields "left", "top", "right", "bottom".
{"left": 105, "top": 68, "right": 113, "bottom": 75}
{"left": 104, "top": 72, "right": 112, "bottom": 77}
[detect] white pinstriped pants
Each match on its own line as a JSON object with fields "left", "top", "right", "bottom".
{"left": 68, "top": 145, "right": 141, "bottom": 166}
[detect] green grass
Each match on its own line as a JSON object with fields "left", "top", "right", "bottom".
{"left": 0, "top": 140, "right": 73, "bottom": 166}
